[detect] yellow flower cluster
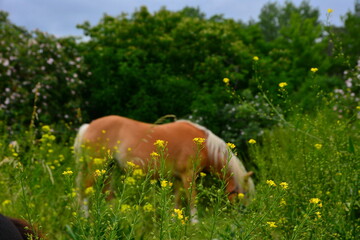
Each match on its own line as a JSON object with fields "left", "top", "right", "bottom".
{"left": 266, "top": 179, "right": 277, "bottom": 187}
{"left": 62, "top": 170, "right": 73, "bottom": 176}
{"left": 125, "top": 177, "right": 136, "bottom": 185}
{"left": 94, "top": 169, "right": 106, "bottom": 177}
{"left": 327, "top": 9, "right": 333, "bottom": 13}
{"left": 85, "top": 186, "right": 95, "bottom": 195}
{"left": 94, "top": 158, "right": 105, "bottom": 165}
{"left": 200, "top": 172, "right": 206, "bottom": 177}
{"left": 280, "top": 182, "right": 289, "bottom": 189}
{"left": 310, "top": 67, "right": 318, "bottom": 73}
{"left": 150, "top": 151, "right": 160, "bottom": 158}
{"left": 173, "top": 209, "right": 188, "bottom": 224}
{"left": 2, "top": 200, "right": 11, "bottom": 207}
{"left": 154, "top": 139, "right": 167, "bottom": 148}
{"left": 40, "top": 133, "right": 56, "bottom": 142}
{"left": 133, "top": 169, "right": 145, "bottom": 177}
{"left": 41, "top": 125, "right": 51, "bottom": 132}
{"left": 279, "top": 82, "right": 288, "bottom": 88}
{"left": 126, "top": 161, "right": 137, "bottom": 168}
{"left": 248, "top": 139, "right": 256, "bottom": 144}
{"left": 67, "top": 188, "right": 77, "bottom": 198}
{"left": 238, "top": 193, "right": 245, "bottom": 199}
{"left": 120, "top": 204, "right": 131, "bottom": 213}
{"left": 223, "top": 78, "right": 230, "bottom": 85}
{"left": 161, "top": 180, "right": 173, "bottom": 188}
{"left": 309, "top": 198, "right": 323, "bottom": 207}
{"left": 227, "top": 142, "right": 236, "bottom": 149}
{"left": 314, "top": 143, "right": 323, "bottom": 150}
{"left": 253, "top": 56, "right": 259, "bottom": 61}
{"left": 193, "top": 137, "right": 205, "bottom": 145}
{"left": 267, "top": 221, "right": 277, "bottom": 228}
{"left": 143, "top": 203, "right": 155, "bottom": 212}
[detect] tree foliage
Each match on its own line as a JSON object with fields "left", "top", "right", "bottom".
{"left": 1, "top": 1, "right": 359, "bottom": 143}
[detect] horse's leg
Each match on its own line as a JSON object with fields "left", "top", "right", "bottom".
{"left": 180, "top": 172, "right": 198, "bottom": 223}
{"left": 173, "top": 178, "right": 183, "bottom": 209}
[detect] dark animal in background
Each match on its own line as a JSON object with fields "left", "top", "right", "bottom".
{"left": 0, "top": 214, "right": 43, "bottom": 240}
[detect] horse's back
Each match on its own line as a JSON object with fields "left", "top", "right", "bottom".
{"left": 81, "top": 116, "right": 208, "bottom": 171}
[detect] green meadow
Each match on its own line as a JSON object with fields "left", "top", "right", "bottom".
{"left": 0, "top": 1, "right": 359, "bottom": 239}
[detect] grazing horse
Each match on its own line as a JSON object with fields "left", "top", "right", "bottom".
{"left": 74, "top": 115, "right": 255, "bottom": 218}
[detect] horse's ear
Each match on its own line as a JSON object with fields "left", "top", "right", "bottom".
{"left": 244, "top": 171, "right": 254, "bottom": 181}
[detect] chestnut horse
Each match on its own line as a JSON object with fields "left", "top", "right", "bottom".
{"left": 74, "top": 115, "right": 254, "bottom": 218}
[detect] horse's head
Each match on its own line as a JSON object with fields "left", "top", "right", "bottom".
{"left": 226, "top": 170, "right": 255, "bottom": 203}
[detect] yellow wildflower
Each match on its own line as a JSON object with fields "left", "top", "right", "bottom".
{"left": 310, "top": 67, "right": 318, "bottom": 73}
{"left": 280, "top": 198, "right": 287, "bottom": 206}
{"left": 356, "top": 106, "right": 360, "bottom": 110}
{"left": 309, "top": 198, "right": 322, "bottom": 207}
{"left": 85, "top": 186, "right": 95, "bottom": 195}
{"left": 279, "top": 82, "right": 288, "bottom": 88}
{"left": 127, "top": 161, "right": 136, "bottom": 168}
{"left": 101, "top": 130, "right": 106, "bottom": 134}
{"left": 227, "top": 142, "right": 236, "bottom": 149}
{"left": 161, "top": 180, "right": 172, "bottom": 188}
{"left": 94, "top": 169, "right": 106, "bottom": 177}
{"left": 238, "top": 193, "right": 245, "bottom": 199}
{"left": 150, "top": 151, "right": 160, "bottom": 158}
{"left": 309, "top": 198, "right": 321, "bottom": 204}
{"left": 120, "top": 204, "right": 131, "bottom": 213}
{"left": 327, "top": 9, "right": 333, "bottom": 13}
{"left": 280, "top": 182, "right": 289, "bottom": 189}
{"left": 62, "top": 170, "right": 73, "bottom": 176}
{"left": 124, "top": 177, "right": 136, "bottom": 185}
{"left": 133, "top": 169, "right": 145, "bottom": 177}
{"left": 154, "top": 140, "right": 166, "bottom": 148}
{"left": 314, "top": 144, "right": 322, "bottom": 150}
{"left": 174, "top": 208, "right": 185, "bottom": 221}
{"left": 266, "top": 180, "right": 277, "bottom": 187}
{"left": 253, "top": 56, "right": 259, "bottom": 61}
{"left": 41, "top": 125, "right": 51, "bottom": 132}
{"left": 127, "top": 147, "right": 132, "bottom": 152}
{"left": 2, "top": 200, "right": 11, "bottom": 207}
{"left": 223, "top": 78, "right": 230, "bottom": 84}
{"left": 248, "top": 139, "right": 256, "bottom": 144}
{"left": 143, "top": 203, "right": 155, "bottom": 212}
{"left": 193, "top": 137, "right": 205, "bottom": 145}
{"left": 315, "top": 211, "right": 321, "bottom": 219}
{"left": 94, "top": 158, "right": 105, "bottom": 165}
{"left": 200, "top": 172, "right": 206, "bottom": 177}
{"left": 266, "top": 221, "right": 277, "bottom": 228}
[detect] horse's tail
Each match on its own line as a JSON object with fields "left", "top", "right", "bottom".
{"left": 74, "top": 123, "right": 89, "bottom": 157}
{"left": 74, "top": 123, "right": 90, "bottom": 212}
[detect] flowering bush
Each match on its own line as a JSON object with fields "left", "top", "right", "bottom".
{"left": 333, "top": 58, "right": 360, "bottom": 119}
{"left": 0, "top": 11, "right": 88, "bottom": 128}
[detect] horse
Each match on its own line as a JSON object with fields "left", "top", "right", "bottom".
{"left": 74, "top": 115, "right": 255, "bottom": 219}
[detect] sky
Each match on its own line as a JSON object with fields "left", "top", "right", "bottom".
{"left": 0, "top": 0, "right": 356, "bottom": 38}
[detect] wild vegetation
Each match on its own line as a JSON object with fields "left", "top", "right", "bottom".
{"left": 0, "top": 1, "right": 359, "bottom": 239}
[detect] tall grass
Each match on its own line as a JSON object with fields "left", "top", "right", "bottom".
{"left": 0, "top": 99, "right": 358, "bottom": 239}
